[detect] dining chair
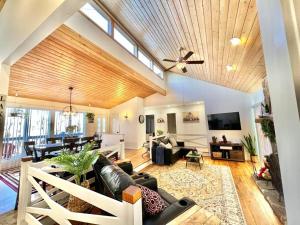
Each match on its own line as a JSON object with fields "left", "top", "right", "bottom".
{"left": 64, "top": 137, "right": 80, "bottom": 152}
{"left": 23, "top": 141, "right": 40, "bottom": 162}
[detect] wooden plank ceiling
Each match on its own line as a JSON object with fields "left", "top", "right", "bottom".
{"left": 99, "top": 0, "right": 265, "bottom": 92}
{"left": 9, "top": 25, "right": 158, "bottom": 108}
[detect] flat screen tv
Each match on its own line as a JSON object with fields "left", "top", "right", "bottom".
{"left": 207, "top": 112, "right": 241, "bottom": 130}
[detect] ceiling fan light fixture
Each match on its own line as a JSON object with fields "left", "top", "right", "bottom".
{"left": 230, "top": 37, "right": 241, "bottom": 46}
{"left": 176, "top": 62, "right": 186, "bottom": 70}
{"left": 226, "top": 64, "right": 237, "bottom": 71}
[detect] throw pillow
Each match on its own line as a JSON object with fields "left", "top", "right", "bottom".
{"left": 165, "top": 143, "right": 172, "bottom": 149}
{"left": 161, "top": 137, "right": 169, "bottom": 144}
{"left": 169, "top": 136, "right": 177, "bottom": 147}
{"left": 138, "top": 185, "right": 167, "bottom": 216}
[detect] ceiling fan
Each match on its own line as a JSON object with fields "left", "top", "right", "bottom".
{"left": 163, "top": 47, "right": 204, "bottom": 73}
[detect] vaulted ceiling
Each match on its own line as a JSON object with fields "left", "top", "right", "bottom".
{"left": 9, "top": 25, "right": 157, "bottom": 108}
{"left": 99, "top": 0, "right": 265, "bottom": 92}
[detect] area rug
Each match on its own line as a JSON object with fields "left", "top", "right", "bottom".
{"left": 0, "top": 167, "right": 20, "bottom": 192}
{"left": 143, "top": 161, "right": 246, "bottom": 225}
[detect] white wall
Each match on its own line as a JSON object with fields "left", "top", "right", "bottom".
{"left": 257, "top": 0, "right": 300, "bottom": 223}
{"left": 109, "top": 97, "right": 145, "bottom": 149}
{"left": 145, "top": 73, "right": 255, "bottom": 143}
{"left": 144, "top": 102, "right": 209, "bottom": 153}
{"left": 0, "top": 0, "right": 87, "bottom": 64}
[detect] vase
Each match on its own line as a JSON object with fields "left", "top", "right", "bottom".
{"left": 250, "top": 155, "right": 258, "bottom": 163}
{"left": 67, "top": 180, "right": 91, "bottom": 212}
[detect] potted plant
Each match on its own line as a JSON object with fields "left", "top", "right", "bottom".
{"left": 46, "top": 142, "right": 99, "bottom": 212}
{"left": 157, "top": 129, "right": 163, "bottom": 136}
{"left": 261, "top": 118, "right": 276, "bottom": 143}
{"left": 86, "top": 112, "right": 95, "bottom": 123}
{"left": 241, "top": 134, "right": 257, "bottom": 163}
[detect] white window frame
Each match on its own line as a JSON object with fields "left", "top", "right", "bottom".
{"left": 138, "top": 49, "right": 152, "bottom": 68}
{"left": 80, "top": 2, "right": 111, "bottom": 34}
{"left": 113, "top": 26, "right": 137, "bottom": 55}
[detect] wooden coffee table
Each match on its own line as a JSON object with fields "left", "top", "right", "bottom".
{"left": 186, "top": 151, "right": 204, "bottom": 169}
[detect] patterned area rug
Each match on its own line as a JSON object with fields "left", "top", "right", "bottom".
{"left": 0, "top": 167, "right": 20, "bottom": 192}
{"left": 143, "top": 161, "right": 246, "bottom": 225}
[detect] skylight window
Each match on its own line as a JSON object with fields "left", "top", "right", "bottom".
{"left": 153, "top": 64, "right": 164, "bottom": 78}
{"left": 80, "top": 3, "right": 109, "bottom": 33}
{"left": 138, "top": 50, "right": 151, "bottom": 68}
{"left": 114, "top": 27, "right": 135, "bottom": 54}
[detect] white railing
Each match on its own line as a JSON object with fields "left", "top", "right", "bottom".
{"left": 149, "top": 134, "right": 209, "bottom": 158}
{"left": 17, "top": 142, "right": 142, "bottom": 225}
{"left": 174, "top": 134, "right": 209, "bottom": 154}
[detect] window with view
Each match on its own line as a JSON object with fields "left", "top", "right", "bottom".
{"left": 80, "top": 3, "right": 109, "bottom": 33}
{"left": 97, "top": 117, "right": 106, "bottom": 133}
{"left": 27, "top": 109, "right": 50, "bottom": 142}
{"left": 138, "top": 50, "right": 151, "bottom": 68}
{"left": 54, "top": 111, "right": 84, "bottom": 135}
{"left": 153, "top": 64, "right": 164, "bottom": 78}
{"left": 114, "top": 27, "right": 135, "bottom": 54}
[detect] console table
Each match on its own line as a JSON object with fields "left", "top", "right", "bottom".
{"left": 210, "top": 142, "right": 245, "bottom": 162}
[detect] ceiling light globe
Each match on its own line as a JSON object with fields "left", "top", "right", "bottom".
{"left": 230, "top": 37, "right": 241, "bottom": 46}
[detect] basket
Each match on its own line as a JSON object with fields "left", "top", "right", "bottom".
{"left": 67, "top": 180, "right": 92, "bottom": 212}
{"left": 212, "top": 152, "right": 222, "bottom": 158}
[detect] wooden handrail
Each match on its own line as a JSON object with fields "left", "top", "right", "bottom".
{"left": 122, "top": 186, "right": 141, "bottom": 204}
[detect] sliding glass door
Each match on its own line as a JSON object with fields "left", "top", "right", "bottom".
{"left": 27, "top": 109, "right": 50, "bottom": 145}
{"left": 3, "top": 108, "right": 26, "bottom": 156}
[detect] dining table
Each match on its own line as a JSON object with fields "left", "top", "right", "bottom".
{"left": 34, "top": 139, "right": 102, "bottom": 159}
{"left": 34, "top": 143, "right": 65, "bottom": 158}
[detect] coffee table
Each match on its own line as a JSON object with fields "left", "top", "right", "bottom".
{"left": 186, "top": 151, "right": 204, "bottom": 169}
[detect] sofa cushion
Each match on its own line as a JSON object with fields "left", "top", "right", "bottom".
{"left": 172, "top": 146, "right": 181, "bottom": 154}
{"left": 159, "top": 142, "right": 172, "bottom": 149}
{"left": 93, "top": 154, "right": 113, "bottom": 172}
{"left": 169, "top": 136, "right": 177, "bottom": 147}
{"left": 100, "top": 165, "right": 135, "bottom": 201}
{"left": 138, "top": 185, "right": 167, "bottom": 216}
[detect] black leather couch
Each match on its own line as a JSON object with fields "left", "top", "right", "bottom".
{"left": 93, "top": 155, "right": 196, "bottom": 225}
{"left": 152, "top": 139, "right": 195, "bottom": 165}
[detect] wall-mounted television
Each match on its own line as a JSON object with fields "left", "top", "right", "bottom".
{"left": 207, "top": 112, "right": 241, "bottom": 130}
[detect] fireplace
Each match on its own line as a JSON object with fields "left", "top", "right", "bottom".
{"left": 265, "top": 153, "right": 284, "bottom": 199}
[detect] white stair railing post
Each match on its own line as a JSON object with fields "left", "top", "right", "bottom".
{"left": 122, "top": 185, "right": 143, "bottom": 225}
{"left": 149, "top": 136, "right": 153, "bottom": 159}
{"left": 17, "top": 157, "right": 33, "bottom": 225}
{"left": 120, "top": 139, "right": 125, "bottom": 160}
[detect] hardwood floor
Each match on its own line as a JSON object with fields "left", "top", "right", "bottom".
{"left": 0, "top": 150, "right": 282, "bottom": 225}
{"left": 125, "top": 148, "right": 150, "bottom": 168}
{"left": 128, "top": 150, "right": 282, "bottom": 225}
{"left": 200, "top": 158, "right": 282, "bottom": 225}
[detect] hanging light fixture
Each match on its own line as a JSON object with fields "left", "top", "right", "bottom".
{"left": 9, "top": 91, "right": 25, "bottom": 118}
{"left": 63, "top": 87, "right": 77, "bottom": 117}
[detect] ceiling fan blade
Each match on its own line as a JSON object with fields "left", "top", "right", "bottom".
{"left": 165, "top": 65, "right": 176, "bottom": 71}
{"left": 186, "top": 60, "right": 204, "bottom": 64}
{"left": 163, "top": 59, "right": 177, "bottom": 63}
{"left": 181, "top": 67, "right": 187, "bottom": 73}
{"left": 183, "top": 51, "right": 194, "bottom": 60}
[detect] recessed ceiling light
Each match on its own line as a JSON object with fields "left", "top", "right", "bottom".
{"left": 230, "top": 37, "right": 241, "bottom": 46}
{"left": 226, "top": 64, "right": 237, "bottom": 71}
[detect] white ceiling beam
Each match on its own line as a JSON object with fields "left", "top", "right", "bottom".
{"left": 0, "top": 0, "right": 88, "bottom": 65}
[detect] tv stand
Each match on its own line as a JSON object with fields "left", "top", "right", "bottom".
{"left": 210, "top": 142, "right": 245, "bottom": 162}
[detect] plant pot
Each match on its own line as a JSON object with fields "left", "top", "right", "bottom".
{"left": 87, "top": 118, "right": 94, "bottom": 123}
{"left": 250, "top": 155, "right": 258, "bottom": 163}
{"left": 67, "top": 180, "right": 91, "bottom": 212}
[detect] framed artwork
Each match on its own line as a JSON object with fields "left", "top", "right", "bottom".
{"left": 182, "top": 111, "right": 200, "bottom": 123}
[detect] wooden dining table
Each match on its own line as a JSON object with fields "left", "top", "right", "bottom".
{"left": 34, "top": 143, "right": 65, "bottom": 158}
{"left": 34, "top": 140, "right": 102, "bottom": 159}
